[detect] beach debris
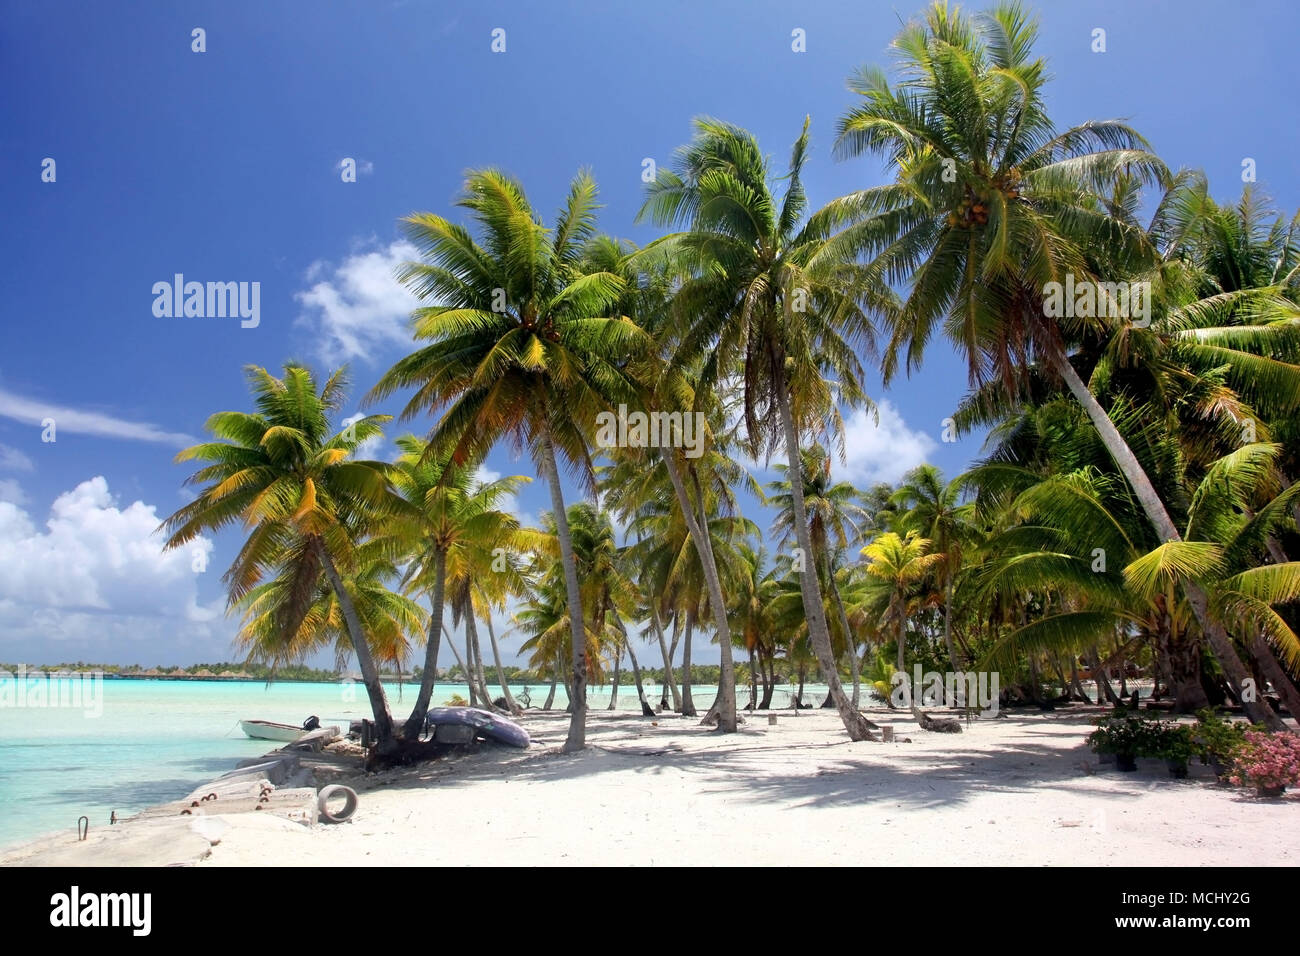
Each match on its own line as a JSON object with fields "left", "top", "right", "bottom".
{"left": 317, "top": 785, "right": 359, "bottom": 823}
{"left": 914, "top": 709, "right": 963, "bottom": 733}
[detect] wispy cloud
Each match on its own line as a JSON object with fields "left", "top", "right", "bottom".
{"left": 0, "top": 444, "right": 34, "bottom": 472}
{"left": 0, "top": 388, "right": 194, "bottom": 446}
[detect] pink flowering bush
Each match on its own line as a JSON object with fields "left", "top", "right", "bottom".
{"left": 1227, "top": 730, "right": 1300, "bottom": 791}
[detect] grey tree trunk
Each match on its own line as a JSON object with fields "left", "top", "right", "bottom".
{"left": 1250, "top": 632, "right": 1300, "bottom": 724}
{"left": 314, "top": 541, "right": 394, "bottom": 743}
{"left": 543, "top": 651, "right": 559, "bottom": 710}
{"left": 748, "top": 648, "right": 759, "bottom": 711}
{"left": 774, "top": 383, "right": 875, "bottom": 741}
{"left": 465, "top": 608, "right": 494, "bottom": 708}
{"left": 943, "top": 573, "right": 959, "bottom": 669}
{"left": 441, "top": 623, "right": 470, "bottom": 699}
{"left": 1089, "top": 646, "right": 1123, "bottom": 706}
{"left": 1051, "top": 349, "right": 1285, "bottom": 730}
{"left": 404, "top": 546, "right": 446, "bottom": 738}
{"left": 827, "top": 572, "right": 860, "bottom": 708}
{"left": 539, "top": 428, "right": 588, "bottom": 751}
{"left": 662, "top": 451, "right": 738, "bottom": 731}
{"left": 679, "top": 614, "right": 697, "bottom": 716}
{"left": 484, "top": 613, "right": 520, "bottom": 715}
{"left": 619, "top": 627, "right": 655, "bottom": 717}
{"left": 608, "top": 643, "right": 621, "bottom": 710}
{"left": 650, "top": 605, "right": 680, "bottom": 710}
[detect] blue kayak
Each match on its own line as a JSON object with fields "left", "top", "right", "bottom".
{"left": 425, "top": 706, "right": 530, "bottom": 748}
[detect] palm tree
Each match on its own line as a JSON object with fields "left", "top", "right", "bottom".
{"left": 767, "top": 446, "right": 870, "bottom": 705}
{"left": 827, "top": 2, "right": 1278, "bottom": 722}
{"left": 640, "top": 117, "right": 888, "bottom": 740}
{"left": 971, "top": 446, "right": 1300, "bottom": 717}
{"left": 161, "top": 364, "right": 400, "bottom": 743}
{"left": 862, "top": 531, "right": 945, "bottom": 680}
{"left": 369, "top": 169, "right": 649, "bottom": 751}
{"left": 235, "top": 539, "right": 423, "bottom": 682}
{"left": 518, "top": 503, "right": 624, "bottom": 706}
{"left": 593, "top": 238, "right": 747, "bottom": 731}
{"left": 889, "top": 465, "right": 974, "bottom": 669}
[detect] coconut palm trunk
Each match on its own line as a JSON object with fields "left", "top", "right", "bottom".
{"left": 827, "top": 571, "right": 861, "bottom": 708}
{"left": 661, "top": 451, "right": 738, "bottom": 730}
{"left": 608, "top": 644, "right": 621, "bottom": 710}
{"left": 1050, "top": 349, "right": 1285, "bottom": 729}
{"left": 483, "top": 613, "right": 519, "bottom": 714}
{"left": 618, "top": 627, "right": 655, "bottom": 717}
{"left": 539, "top": 430, "right": 589, "bottom": 750}
{"left": 466, "top": 610, "right": 495, "bottom": 707}
{"left": 314, "top": 540, "right": 395, "bottom": 742}
{"left": 543, "top": 654, "right": 559, "bottom": 710}
{"left": 651, "top": 606, "right": 681, "bottom": 709}
{"left": 773, "top": 384, "right": 874, "bottom": 740}
{"left": 440, "top": 622, "right": 470, "bottom": 698}
{"left": 942, "top": 573, "right": 959, "bottom": 670}
{"left": 679, "top": 614, "right": 696, "bottom": 716}
{"left": 405, "top": 547, "right": 447, "bottom": 737}
{"left": 461, "top": 615, "right": 482, "bottom": 705}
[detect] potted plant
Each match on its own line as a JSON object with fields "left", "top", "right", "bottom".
{"left": 1154, "top": 723, "right": 1195, "bottom": 779}
{"left": 1190, "top": 709, "right": 1247, "bottom": 780}
{"left": 1087, "top": 710, "right": 1162, "bottom": 772}
{"left": 1227, "top": 729, "right": 1300, "bottom": 797}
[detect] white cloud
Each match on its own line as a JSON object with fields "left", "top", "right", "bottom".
{"left": 0, "top": 444, "right": 34, "bottom": 472}
{"left": 838, "top": 400, "right": 938, "bottom": 486}
{"left": 0, "top": 479, "right": 26, "bottom": 506}
{"left": 0, "top": 389, "right": 194, "bottom": 446}
{"left": 0, "top": 477, "right": 232, "bottom": 663}
{"left": 294, "top": 240, "right": 422, "bottom": 364}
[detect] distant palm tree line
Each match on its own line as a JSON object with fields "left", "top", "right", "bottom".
{"left": 161, "top": 3, "right": 1300, "bottom": 755}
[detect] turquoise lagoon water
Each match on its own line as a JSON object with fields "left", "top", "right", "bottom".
{"left": 0, "top": 676, "right": 790, "bottom": 849}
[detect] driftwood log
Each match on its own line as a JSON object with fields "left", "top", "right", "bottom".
{"left": 912, "top": 707, "right": 962, "bottom": 733}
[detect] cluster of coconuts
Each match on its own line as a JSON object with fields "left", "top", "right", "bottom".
{"left": 945, "top": 167, "right": 1024, "bottom": 228}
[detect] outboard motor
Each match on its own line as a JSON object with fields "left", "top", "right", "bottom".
{"left": 302, "top": 715, "right": 321, "bottom": 732}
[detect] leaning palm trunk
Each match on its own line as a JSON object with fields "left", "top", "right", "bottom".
{"left": 1049, "top": 350, "right": 1286, "bottom": 731}
{"left": 543, "top": 653, "right": 559, "bottom": 710}
{"left": 440, "top": 623, "right": 471, "bottom": 700}
{"left": 465, "top": 610, "right": 494, "bottom": 708}
{"left": 484, "top": 614, "right": 520, "bottom": 715}
{"left": 539, "top": 430, "right": 588, "bottom": 750}
{"left": 651, "top": 606, "right": 681, "bottom": 709}
{"left": 607, "top": 644, "right": 621, "bottom": 710}
{"left": 462, "top": 615, "right": 483, "bottom": 705}
{"left": 618, "top": 628, "right": 655, "bottom": 717}
{"left": 679, "top": 615, "right": 697, "bottom": 716}
{"left": 314, "top": 541, "right": 394, "bottom": 742}
{"left": 774, "top": 384, "right": 875, "bottom": 741}
{"left": 404, "top": 547, "right": 446, "bottom": 738}
{"left": 1250, "top": 633, "right": 1300, "bottom": 724}
{"left": 827, "top": 571, "right": 860, "bottom": 708}
{"left": 661, "top": 451, "right": 738, "bottom": 731}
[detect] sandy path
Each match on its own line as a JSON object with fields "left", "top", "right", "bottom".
{"left": 201, "top": 709, "right": 1296, "bottom": 867}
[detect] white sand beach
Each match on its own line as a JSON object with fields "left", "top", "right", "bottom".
{"left": 8, "top": 708, "right": 1284, "bottom": 868}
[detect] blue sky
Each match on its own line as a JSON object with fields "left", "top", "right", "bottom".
{"left": 2, "top": 0, "right": 1298, "bottom": 669}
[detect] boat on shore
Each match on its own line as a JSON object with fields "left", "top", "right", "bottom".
{"left": 239, "top": 719, "right": 307, "bottom": 742}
